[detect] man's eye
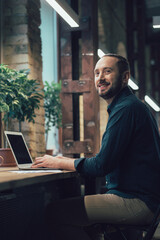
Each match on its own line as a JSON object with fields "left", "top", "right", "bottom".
{"left": 95, "top": 72, "right": 99, "bottom": 76}
{"left": 104, "top": 70, "right": 111, "bottom": 74}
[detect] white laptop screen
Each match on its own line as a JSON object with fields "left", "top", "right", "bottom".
{"left": 6, "top": 133, "right": 32, "bottom": 164}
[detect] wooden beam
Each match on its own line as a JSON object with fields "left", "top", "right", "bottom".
{"left": 63, "top": 140, "right": 93, "bottom": 154}
{"left": 60, "top": 23, "right": 73, "bottom": 157}
{"left": 61, "top": 79, "right": 92, "bottom": 93}
{"left": 81, "top": 0, "right": 99, "bottom": 157}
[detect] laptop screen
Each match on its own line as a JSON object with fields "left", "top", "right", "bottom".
{"left": 6, "top": 133, "right": 32, "bottom": 164}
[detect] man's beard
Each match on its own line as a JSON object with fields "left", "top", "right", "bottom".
{"left": 99, "top": 74, "right": 123, "bottom": 100}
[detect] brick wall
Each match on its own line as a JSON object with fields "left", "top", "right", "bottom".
{"left": 2, "top": 0, "right": 45, "bottom": 157}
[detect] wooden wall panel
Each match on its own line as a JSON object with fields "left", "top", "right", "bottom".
{"left": 60, "top": 0, "right": 99, "bottom": 160}
{"left": 81, "top": 0, "right": 100, "bottom": 157}
{"left": 60, "top": 26, "right": 73, "bottom": 157}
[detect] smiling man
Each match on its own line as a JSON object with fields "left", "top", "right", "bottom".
{"left": 32, "top": 54, "right": 160, "bottom": 240}
{"left": 94, "top": 55, "right": 129, "bottom": 102}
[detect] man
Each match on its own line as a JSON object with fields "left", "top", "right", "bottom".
{"left": 32, "top": 54, "right": 160, "bottom": 239}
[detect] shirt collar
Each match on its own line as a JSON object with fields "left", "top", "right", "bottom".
{"left": 107, "top": 86, "right": 133, "bottom": 114}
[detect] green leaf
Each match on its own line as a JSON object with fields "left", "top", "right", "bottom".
{"left": 0, "top": 64, "right": 43, "bottom": 124}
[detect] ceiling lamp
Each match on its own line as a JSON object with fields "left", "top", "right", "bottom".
{"left": 128, "top": 78, "right": 139, "bottom": 90}
{"left": 144, "top": 95, "right": 160, "bottom": 112}
{"left": 97, "top": 49, "right": 105, "bottom": 58}
{"left": 45, "top": 0, "right": 79, "bottom": 27}
{"left": 153, "top": 16, "right": 160, "bottom": 29}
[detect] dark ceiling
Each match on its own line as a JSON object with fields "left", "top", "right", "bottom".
{"left": 145, "top": 0, "right": 160, "bottom": 43}
{"left": 146, "top": 0, "right": 160, "bottom": 17}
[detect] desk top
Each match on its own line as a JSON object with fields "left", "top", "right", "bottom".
{"left": 0, "top": 167, "right": 78, "bottom": 192}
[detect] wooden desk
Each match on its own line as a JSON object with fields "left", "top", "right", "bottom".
{"left": 0, "top": 167, "right": 81, "bottom": 240}
{"left": 0, "top": 167, "right": 79, "bottom": 191}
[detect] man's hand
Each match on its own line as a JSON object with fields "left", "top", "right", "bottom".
{"left": 31, "top": 155, "right": 76, "bottom": 171}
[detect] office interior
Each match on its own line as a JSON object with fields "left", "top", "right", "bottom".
{"left": 0, "top": 0, "right": 160, "bottom": 156}
{"left": 0, "top": 0, "right": 160, "bottom": 239}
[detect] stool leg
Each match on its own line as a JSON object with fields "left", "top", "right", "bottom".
{"left": 104, "top": 227, "right": 142, "bottom": 240}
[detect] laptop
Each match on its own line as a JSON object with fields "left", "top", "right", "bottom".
{"left": 4, "top": 131, "right": 56, "bottom": 170}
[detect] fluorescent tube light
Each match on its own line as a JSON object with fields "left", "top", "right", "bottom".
{"left": 97, "top": 49, "right": 105, "bottom": 58}
{"left": 152, "top": 16, "right": 160, "bottom": 29}
{"left": 153, "top": 25, "right": 160, "bottom": 29}
{"left": 45, "top": 0, "right": 79, "bottom": 27}
{"left": 128, "top": 78, "right": 139, "bottom": 90}
{"left": 144, "top": 95, "right": 160, "bottom": 112}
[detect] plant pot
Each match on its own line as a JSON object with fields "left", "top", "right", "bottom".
{"left": 0, "top": 148, "right": 17, "bottom": 167}
{"left": 46, "top": 149, "right": 54, "bottom": 156}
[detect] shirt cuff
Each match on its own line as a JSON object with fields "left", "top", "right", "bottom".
{"left": 74, "top": 157, "right": 86, "bottom": 172}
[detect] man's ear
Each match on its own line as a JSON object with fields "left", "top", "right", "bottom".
{"left": 122, "top": 71, "right": 130, "bottom": 85}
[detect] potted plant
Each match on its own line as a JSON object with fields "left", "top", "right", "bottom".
{"left": 44, "top": 80, "right": 62, "bottom": 155}
{"left": 0, "top": 64, "right": 43, "bottom": 166}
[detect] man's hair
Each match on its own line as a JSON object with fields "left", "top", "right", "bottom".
{"left": 102, "top": 53, "right": 130, "bottom": 75}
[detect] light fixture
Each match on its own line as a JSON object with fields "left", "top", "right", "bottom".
{"left": 45, "top": 0, "right": 79, "bottom": 28}
{"left": 144, "top": 95, "right": 160, "bottom": 112}
{"left": 153, "top": 25, "right": 160, "bottom": 29}
{"left": 128, "top": 78, "right": 139, "bottom": 90}
{"left": 97, "top": 49, "right": 105, "bottom": 58}
{"left": 153, "top": 16, "right": 160, "bottom": 29}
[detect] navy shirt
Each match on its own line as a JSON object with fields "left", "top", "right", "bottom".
{"left": 74, "top": 86, "right": 160, "bottom": 212}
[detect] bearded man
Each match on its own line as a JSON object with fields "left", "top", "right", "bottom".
{"left": 32, "top": 54, "right": 160, "bottom": 240}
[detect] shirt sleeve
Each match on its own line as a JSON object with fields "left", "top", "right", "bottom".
{"left": 74, "top": 105, "right": 135, "bottom": 177}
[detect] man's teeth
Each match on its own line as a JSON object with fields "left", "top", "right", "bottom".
{"left": 98, "top": 83, "right": 110, "bottom": 87}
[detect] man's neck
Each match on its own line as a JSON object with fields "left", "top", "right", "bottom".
{"left": 105, "top": 96, "right": 115, "bottom": 105}
{"left": 105, "top": 85, "right": 127, "bottom": 105}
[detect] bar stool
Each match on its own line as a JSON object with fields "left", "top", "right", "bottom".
{"left": 102, "top": 205, "right": 160, "bottom": 240}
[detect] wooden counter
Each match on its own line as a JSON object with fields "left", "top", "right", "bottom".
{"left": 0, "top": 167, "right": 81, "bottom": 240}
{"left": 0, "top": 167, "right": 78, "bottom": 191}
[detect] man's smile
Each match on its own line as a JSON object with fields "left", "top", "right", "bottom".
{"left": 97, "top": 82, "right": 111, "bottom": 92}
{"left": 98, "top": 82, "right": 110, "bottom": 87}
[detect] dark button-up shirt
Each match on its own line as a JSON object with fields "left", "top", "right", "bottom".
{"left": 74, "top": 86, "right": 160, "bottom": 212}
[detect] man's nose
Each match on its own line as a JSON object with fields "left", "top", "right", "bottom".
{"left": 98, "top": 72, "right": 105, "bottom": 82}
{"left": 97, "top": 71, "right": 104, "bottom": 80}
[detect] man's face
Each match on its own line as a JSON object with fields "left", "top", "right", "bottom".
{"left": 94, "top": 56, "right": 123, "bottom": 101}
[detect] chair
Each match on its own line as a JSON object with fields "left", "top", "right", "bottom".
{"left": 102, "top": 205, "right": 160, "bottom": 240}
